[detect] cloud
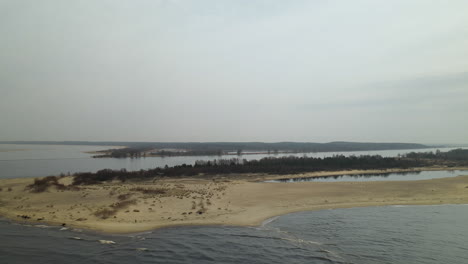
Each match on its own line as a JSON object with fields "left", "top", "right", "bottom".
{"left": 298, "top": 72, "right": 468, "bottom": 110}
{"left": 0, "top": 0, "right": 467, "bottom": 143}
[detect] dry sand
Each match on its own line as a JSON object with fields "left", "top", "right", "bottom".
{"left": 1, "top": 168, "right": 468, "bottom": 234}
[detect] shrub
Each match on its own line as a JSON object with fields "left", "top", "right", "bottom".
{"left": 112, "top": 199, "right": 137, "bottom": 210}
{"left": 130, "top": 187, "right": 167, "bottom": 195}
{"left": 117, "top": 193, "right": 132, "bottom": 200}
{"left": 93, "top": 208, "right": 115, "bottom": 219}
{"left": 26, "top": 176, "right": 67, "bottom": 193}
{"left": 93, "top": 199, "right": 137, "bottom": 219}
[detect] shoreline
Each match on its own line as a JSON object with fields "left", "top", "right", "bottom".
{"left": 1, "top": 167, "right": 468, "bottom": 234}
{"left": 90, "top": 148, "right": 435, "bottom": 158}
{"left": 3, "top": 202, "right": 468, "bottom": 236}
{"left": 254, "top": 166, "right": 468, "bottom": 181}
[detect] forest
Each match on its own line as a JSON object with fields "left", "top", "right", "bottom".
{"left": 67, "top": 149, "right": 468, "bottom": 186}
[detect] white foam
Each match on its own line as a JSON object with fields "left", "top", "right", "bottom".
{"left": 98, "top": 240, "right": 116, "bottom": 245}
{"left": 281, "top": 237, "right": 322, "bottom": 246}
{"left": 261, "top": 216, "right": 279, "bottom": 227}
{"left": 34, "top": 225, "right": 50, "bottom": 228}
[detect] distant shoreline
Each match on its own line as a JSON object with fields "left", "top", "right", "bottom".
{"left": 0, "top": 141, "right": 434, "bottom": 159}
{"left": 1, "top": 166, "right": 468, "bottom": 234}
{"left": 91, "top": 150, "right": 312, "bottom": 158}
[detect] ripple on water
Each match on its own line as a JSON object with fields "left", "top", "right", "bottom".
{"left": 1, "top": 205, "right": 468, "bottom": 263}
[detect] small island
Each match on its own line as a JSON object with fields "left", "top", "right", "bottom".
{"left": 0, "top": 141, "right": 431, "bottom": 158}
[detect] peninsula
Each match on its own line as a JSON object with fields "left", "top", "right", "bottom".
{"left": 1, "top": 149, "right": 467, "bottom": 234}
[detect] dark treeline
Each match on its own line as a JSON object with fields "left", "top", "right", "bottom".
{"left": 405, "top": 148, "right": 468, "bottom": 161}
{"left": 3, "top": 141, "right": 430, "bottom": 154}
{"left": 71, "top": 155, "right": 423, "bottom": 185}
{"left": 3, "top": 141, "right": 435, "bottom": 159}
{"left": 70, "top": 149, "right": 468, "bottom": 185}
{"left": 100, "top": 147, "right": 154, "bottom": 158}
{"left": 139, "top": 141, "right": 429, "bottom": 152}
{"left": 71, "top": 148, "right": 468, "bottom": 185}
{"left": 151, "top": 149, "right": 224, "bottom": 157}
{"left": 91, "top": 141, "right": 431, "bottom": 158}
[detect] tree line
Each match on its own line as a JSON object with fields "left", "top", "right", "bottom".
{"left": 70, "top": 150, "right": 467, "bottom": 185}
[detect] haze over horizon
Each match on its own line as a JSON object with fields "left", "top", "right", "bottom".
{"left": 1, "top": 0, "right": 468, "bottom": 144}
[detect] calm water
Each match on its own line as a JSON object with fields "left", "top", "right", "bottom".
{"left": 0, "top": 144, "right": 464, "bottom": 179}
{"left": 266, "top": 170, "right": 468, "bottom": 183}
{"left": 1, "top": 205, "right": 467, "bottom": 264}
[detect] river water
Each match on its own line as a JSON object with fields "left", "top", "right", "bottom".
{"left": 0, "top": 144, "right": 464, "bottom": 179}
{"left": 1, "top": 205, "right": 467, "bottom": 264}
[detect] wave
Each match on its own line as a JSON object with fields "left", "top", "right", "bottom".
{"left": 261, "top": 216, "right": 279, "bottom": 227}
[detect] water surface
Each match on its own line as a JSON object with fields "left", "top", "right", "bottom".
{"left": 265, "top": 170, "right": 468, "bottom": 183}
{"left": 1, "top": 205, "right": 467, "bottom": 263}
{"left": 0, "top": 144, "right": 465, "bottom": 179}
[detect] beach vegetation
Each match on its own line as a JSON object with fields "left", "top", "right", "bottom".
{"left": 93, "top": 199, "right": 137, "bottom": 219}
{"left": 26, "top": 176, "right": 67, "bottom": 193}
{"left": 130, "top": 187, "right": 167, "bottom": 195}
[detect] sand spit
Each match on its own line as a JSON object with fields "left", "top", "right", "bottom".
{"left": 1, "top": 168, "right": 468, "bottom": 234}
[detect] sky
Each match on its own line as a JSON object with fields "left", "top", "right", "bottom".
{"left": 1, "top": 0, "right": 467, "bottom": 144}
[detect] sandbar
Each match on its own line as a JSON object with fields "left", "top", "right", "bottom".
{"left": 1, "top": 167, "right": 468, "bottom": 234}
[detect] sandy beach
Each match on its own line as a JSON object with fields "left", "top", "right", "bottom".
{"left": 1, "top": 168, "right": 468, "bottom": 234}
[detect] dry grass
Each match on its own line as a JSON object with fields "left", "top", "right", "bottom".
{"left": 26, "top": 176, "right": 78, "bottom": 193}
{"left": 93, "top": 199, "right": 137, "bottom": 219}
{"left": 117, "top": 193, "right": 133, "bottom": 200}
{"left": 130, "top": 187, "right": 167, "bottom": 195}
{"left": 93, "top": 208, "right": 115, "bottom": 219}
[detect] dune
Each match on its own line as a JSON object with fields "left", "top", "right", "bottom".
{"left": 1, "top": 168, "right": 468, "bottom": 234}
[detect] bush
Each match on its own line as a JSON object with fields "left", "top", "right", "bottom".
{"left": 26, "top": 176, "right": 67, "bottom": 193}
{"left": 130, "top": 187, "right": 167, "bottom": 195}
{"left": 93, "top": 208, "right": 115, "bottom": 219}
{"left": 93, "top": 199, "right": 137, "bottom": 219}
{"left": 117, "top": 193, "right": 132, "bottom": 200}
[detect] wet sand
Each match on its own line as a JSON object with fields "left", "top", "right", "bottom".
{"left": 1, "top": 168, "right": 468, "bottom": 233}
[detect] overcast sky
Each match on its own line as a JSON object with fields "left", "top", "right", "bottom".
{"left": 1, "top": 0, "right": 467, "bottom": 144}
